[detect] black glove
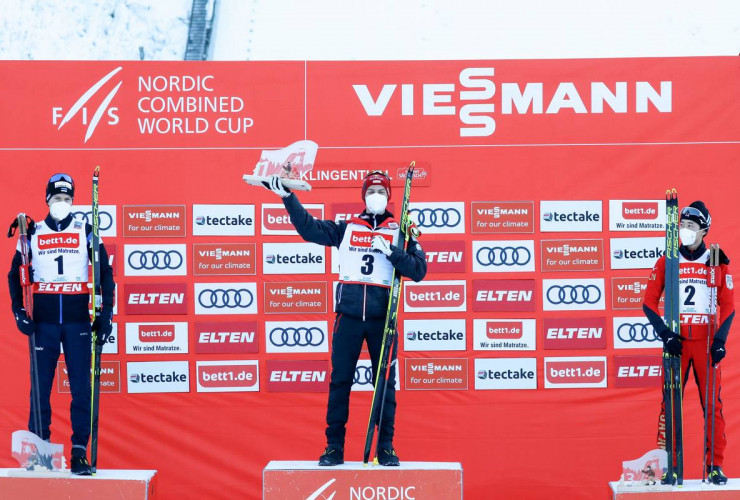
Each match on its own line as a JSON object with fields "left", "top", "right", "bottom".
{"left": 711, "top": 338, "right": 726, "bottom": 366}
{"left": 91, "top": 307, "right": 114, "bottom": 346}
{"left": 658, "top": 328, "right": 683, "bottom": 357}
{"left": 13, "top": 308, "right": 35, "bottom": 336}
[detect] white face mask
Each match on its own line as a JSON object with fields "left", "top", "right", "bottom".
{"left": 679, "top": 227, "right": 698, "bottom": 246}
{"left": 49, "top": 201, "right": 72, "bottom": 221}
{"left": 365, "top": 193, "right": 388, "bottom": 215}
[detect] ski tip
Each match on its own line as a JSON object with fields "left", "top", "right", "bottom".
{"left": 409, "top": 160, "right": 415, "bottom": 167}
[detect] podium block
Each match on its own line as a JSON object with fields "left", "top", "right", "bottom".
{"left": 0, "top": 469, "right": 157, "bottom": 500}
{"left": 609, "top": 479, "right": 740, "bottom": 499}
{"left": 264, "top": 461, "right": 462, "bottom": 499}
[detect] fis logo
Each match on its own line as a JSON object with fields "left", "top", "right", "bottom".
{"left": 52, "top": 67, "right": 122, "bottom": 143}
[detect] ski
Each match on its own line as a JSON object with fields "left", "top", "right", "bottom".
{"left": 90, "top": 166, "right": 102, "bottom": 473}
{"left": 362, "top": 162, "right": 416, "bottom": 465}
{"left": 704, "top": 243, "right": 720, "bottom": 481}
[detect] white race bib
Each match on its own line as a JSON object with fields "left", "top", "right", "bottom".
{"left": 338, "top": 219, "right": 399, "bottom": 287}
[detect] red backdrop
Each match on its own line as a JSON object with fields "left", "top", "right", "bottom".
{"left": 0, "top": 58, "right": 739, "bottom": 499}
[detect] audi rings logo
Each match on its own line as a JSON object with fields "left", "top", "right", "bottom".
{"left": 198, "top": 289, "right": 254, "bottom": 309}
{"left": 269, "top": 327, "right": 325, "bottom": 347}
{"left": 354, "top": 365, "right": 373, "bottom": 385}
{"left": 616, "top": 323, "right": 659, "bottom": 343}
{"left": 475, "top": 246, "right": 531, "bottom": 266}
{"left": 73, "top": 209, "right": 114, "bottom": 231}
{"left": 128, "top": 250, "right": 183, "bottom": 270}
{"left": 546, "top": 285, "right": 601, "bottom": 304}
{"left": 408, "top": 203, "right": 465, "bottom": 234}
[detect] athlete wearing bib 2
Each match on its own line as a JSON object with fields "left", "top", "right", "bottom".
{"left": 7, "top": 173, "right": 115, "bottom": 475}
{"left": 264, "top": 171, "right": 427, "bottom": 466}
{"left": 643, "top": 201, "right": 735, "bottom": 485}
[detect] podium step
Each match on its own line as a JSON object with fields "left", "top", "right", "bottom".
{"left": 264, "top": 461, "right": 462, "bottom": 499}
{"left": 610, "top": 479, "right": 740, "bottom": 499}
{"left": 0, "top": 469, "right": 157, "bottom": 500}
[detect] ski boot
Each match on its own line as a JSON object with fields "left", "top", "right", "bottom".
{"left": 660, "top": 471, "right": 677, "bottom": 485}
{"left": 376, "top": 447, "right": 400, "bottom": 466}
{"left": 70, "top": 455, "right": 92, "bottom": 476}
{"left": 708, "top": 466, "right": 728, "bottom": 485}
{"left": 318, "top": 446, "right": 344, "bottom": 466}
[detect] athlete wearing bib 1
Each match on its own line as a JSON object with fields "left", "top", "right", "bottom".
{"left": 264, "top": 171, "right": 426, "bottom": 467}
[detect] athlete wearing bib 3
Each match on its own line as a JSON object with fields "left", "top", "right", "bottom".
{"left": 643, "top": 201, "right": 735, "bottom": 485}
{"left": 7, "top": 173, "right": 115, "bottom": 475}
{"left": 264, "top": 171, "right": 427, "bottom": 466}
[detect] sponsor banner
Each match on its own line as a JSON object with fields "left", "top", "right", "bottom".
{"left": 405, "top": 358, "right": 469, "bottom": 390}
{"left": 124, "top": 283, "right": 188, "bottom": 315}
{"left": 265, "top": 321, "right": 329, "bottom": 353}
{"left": 402, "top": 319, "right": 466, "bottom": 352}
{"left": 194, "top": 282, "right": 258, "bottom": 315}
{"left": 542, "top": 278, "right": 605, "bottom": 311}
{"left": 408, "top": 202, "right": 465, "bottom": 234}
{"left": 266, "top": 360, "right": 329, "bottom": 393}
{"left": 351, "top": 358, "right": 401, "bottom": 392}
{"left": 262, "top": 242, "right": 326, "bottom": 275}
{"left": 474, "top": 358, "right": 537, "bottom": 390}
{"left": 123, "top": 205, "right": 186, "bottom": 237}
{"left": 123, "top": 244, "right": 187, "bottom": 276}
{"left": 472, "top": 279, "right": 536, "bottom": 312}
{"left": 194, "top": 321, "right": 259, "bottom": 354}
{"left": 612, "top": 277, "right": 662, "bottom": 310}
{"left": 73, "top": 204, "right": 117, "bottom": 237}
{"left": 540, "top": 239, "right": 604, "bottom": 272}
{"left": 193, "top": 243, "right": 256, "bottom": 276}
{"left": 125, "top": 322, "right": 188, "bottom": 354}
{"left": 472, "top": 240, "right": 535, "bottom": 272}
{"left": 609, "top": 200, "right": 666, "bottom": 231}
{"left": 57, "top": 360, "right": 120, "bottom": 393}
{"left": 423, "top": 240, "right": 466, "bottom": 273}
{"left": 470, "top": 201, "right": 535, "bottom": 234}
{"left": 127, "top": 360, "right": 190, "bottom": 394}
{"left": 610, "top": 237, "right": 665, "bottom": 270}
{"left": 37, "top": 233, "right": 80, "bottom": 250}
{"left": 544, "top": 356, "right": 607, "bottom": 388}
{"left": 539, "top": 200, "right": 602, "bottom": 232}
{"left": 472, "top": 319, "right": 536, "bottom": 351}
{"left": 613, "top": 316, "right": 661, "bottom": 349}
{"left": 614, "top": 355, "right": 663, "bottom": 388}
{"left": 404, "top": 280, "right": 466, "bottom": 312}
{"left": 195, "top": 360, "right": 259, "bottom": 393}
{"left": 261, "top": 203, "right": 324, "bottom": 235}
{"left": 543, "top": 317, "right": 607, "bottom": 350}
{"left": 302, "top": 162, "right": 431, "bottom": 188}
{"left": 264, "top": 281, "right": 328, "bottom": 314}
{"left": 192, "top": 204, "right": 255, "bottom": 236}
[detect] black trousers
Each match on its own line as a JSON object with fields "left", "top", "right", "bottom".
{"left": 325, "top": 313, "right": 397, "bottom": 449}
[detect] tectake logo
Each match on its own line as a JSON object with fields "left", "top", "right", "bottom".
{"left": 194, "top": 282, "right": 257, "bottom": 315}
{"left": 610, "top": 237, "right": 665, "bottom": 270}
{"left": 124, "top": 244, "right": 187, "bottom": 276}
{"left": 471, "top": 201, "right": 534, "bottom": 234}
{"left": 266, "top": 360, "right": 329, "bottom": 393}
{"left": 196, "top": 360, "right": 259, "bottom": 393}
{"left": 539, "top": 201, "right": 602, "bottom": 232}
{"left": 265, "top": 321, "right": 329, "bottom": 353}
{"left": 264, "top": 281, "right": 328, "bottom": 314}
{"left": 544, "top": 356, "right": 607, "bottom": 388}
{"left": 262, "top": 242, "right": 326, "bottom": 275}
{"left": 124, "top": 283, "right": 188, "bottom": 315}
{"left": 261, "top": 203, "right": 323, "bottom": 235}
{"left": 73, "top": 205, "right": 117, "bottom": 237}
{"left": 192, "top": 204, "right": 255, "bottom": 236}
{"left": 402, "top": 319, "right": 466, "bottom": 352}
{"left": 543, "top": 317, "right": 606, "bottom": 350}
{"left": 612, "top": 317, "right": 661, "bottom": 349}
{"left": 609, "top": 200, "right": 666, "bottom": 231}
{"left": 472, "top": 279, "right": 536, "bottom": 312}
{"left": 127, "top": 361, "right": 190, "bottom": 394}
{"left": 125, "top": 322, "right": 188, "bottom": 354}
{"left": 542, "top": 278, "right": 605, "bottom": 311}
{"left": 404, "top": 280, "right": 466, "bottom": 312}
{"left": 422, "top": 240, "right": 466, "bottom": 273}
{"left": 472, "top": 240, "right": 535, "bottom": 272}
{"left": 408, "top": 202, "right": 465, "bottom": 234}
{"left": 123, "top": 205, "right": 186, "bottom": 237}
{"left": 541, "top": 239, "right": 604, "bottom": 272}
{"left": 473, "top": 319, "right": 536, "bottom": 351}
{"left": 193, "top": 243, "right": 256, "bottom": 276}
{"left": 614, "top": 355, "right": 663, "bottom": 388}
{"left": 474, "top": 358, "right": 537, "bottom": 390}
{"left": 51, "top": 67, "right": 122, "bottom": 143}
{"left": 405, "top": 358, "right": 468, "bottom": 390}
{"left": 194, "top": 321, "right": 259, "bottom": 354}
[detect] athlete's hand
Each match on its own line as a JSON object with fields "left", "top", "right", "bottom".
{"left": 13, "top": 308, "right": 34, "bottom": 336}
{"left": 711, "top": 338, "right": 726, "bottom": 366}
{"left": 262, "top": 175, "right": 291, "bottom": 198}
{"left": 92, "top": 307, "right": 114, "bottom": 346}
{"left": 659, "top": 329, "right": 684, "bottom": 357}
{"left": 371, "top": 235, "right": 393, "bottom": 257}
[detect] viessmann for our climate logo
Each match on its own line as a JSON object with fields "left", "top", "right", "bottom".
{"left": 264, "top": 282, "right": 327, "bottom": 314}
{"left": 541, "top": 239, "right": 604, "bottom": 272}
{"left": 612, "top": 277, "right": 661, "bottom": 310}
{"left": 353, "top": 67, "right": 672, "bottom": 137}
{"left": 405, "top": 358, "right": 469, "bottom": 390}
{"left": 609, "top": 200, "right": 666, "bottom": 231}
{"left": 124, "top": 283, "right": 188, "bottom": 315}
{"left": 193, "top": 243, "right": 256, "bottom": 275}
{"left": 123, "top": 205, "right": 186, "bottom": 237}
{"left": 470, "top": 201, "right": 534, "bottom": 234}
{"left": 57, "top": 361, "right": 121, "bottom": 394}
